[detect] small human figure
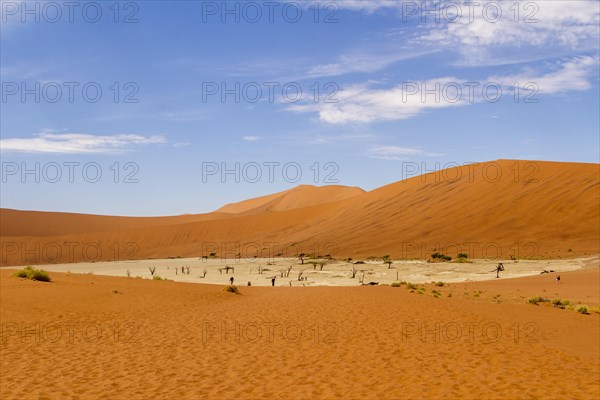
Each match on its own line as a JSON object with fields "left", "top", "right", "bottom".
{"left": 229, "top": 276, "right": 234, "bottom": 285}
{"left": 556, "top": 275, "right": 561, "bottom": 283}
{"left": 271, "top": 277, "right": 276, "bottom": 286}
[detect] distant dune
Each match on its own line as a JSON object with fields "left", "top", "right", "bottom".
{"left": 1, "top": 160, "right": 598, "bottom": 266}
{"left": 216, "top": 184, "right": 365, "bottom": 215}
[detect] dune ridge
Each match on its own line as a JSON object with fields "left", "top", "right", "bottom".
{"left": 1, "top": 160, "right": 598, "bottom": 266}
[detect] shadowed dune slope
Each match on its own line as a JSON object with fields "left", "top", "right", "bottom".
{"left": 1, "top": 160, "right": 598, "bottom": 265}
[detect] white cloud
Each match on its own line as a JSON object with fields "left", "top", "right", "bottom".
{"left": 369, "top": 145, "right": 442, "bottom": 160}
{"left": 0, "top": 131, "right": 166, "bottom": 154}
{"left": 490, "top": 56, "right": 598, "bottom": 95}
{"left": 161, "top": 109, "right": 207, "bottom": 122}
{"left": 315, "top": 1, "right": 599, "bottom": 67}
{"left": 242, "top": 135, "right": 260, "bottom": 141}
{"left": 287, "top": 57, "right": 598, "bottom": 124}
{"left": 305, "top": 49, "right": 434, "bottom": 78}
{"left": 288, "top": 78, "right": 468, "bottom": 124}
{"left": 419, "top": 1, "right": 600, "bottom": 66}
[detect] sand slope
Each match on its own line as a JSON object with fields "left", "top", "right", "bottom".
{"left": 216, "top": 184, "right": 365, "bottom": 215}
{"left": 1, "top": 160, "right": 598, "bottom": 266}
{"left": 1, "top": 267, "right": 598, "bottom": 399}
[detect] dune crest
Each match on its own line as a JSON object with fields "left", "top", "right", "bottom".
{"left": 1, "top": 160, "right": 598, "bottom": 265}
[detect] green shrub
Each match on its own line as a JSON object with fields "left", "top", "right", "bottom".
{"left": 14, "top": 266, "right": 51, "bottom": 282}
{"left": 528, "top": 296, "right": 547, "bottom": 305}
{"left": 14, "top": 269, "right": 29, "bottom": 278}
{"left": 435, "top": 282, "right": 445, "bottom": 287}
{"left": 431, "top": 253, "right": 452, "bottom": 261}
{"left": 576, "top": 305, "right": 589, "bottom": 314}
{"left": 552, "top": 299, "right": 571, "bottom": 309}
{"left": 406, "top": 282, "right": 418, "bottom": 290}
{"left": 224, "top": 285, "right": 240, "bottom": 294}
{"left": 391, "top": 282, "right": 403, "bottom": 287}
{"left": 457, "top": 253, "right": 468, "bottom": 259}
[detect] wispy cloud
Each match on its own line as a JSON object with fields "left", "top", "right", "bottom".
{"left": 490, "top": 56, "right": 598, "bottom": 95}
{"left": 418, "top": 1, "right": 600, "bottom": 66}
{"left": 0, "top": 131, "right": 166, "bottom": 154}
{"left": 161, "top": 109, "right": 207, "bottom": 122}
{"left": 304, "top": 49, "right": 434, "bottom": 79}
{"left": 287, "top": 77, "right": 468, "bottom": 124}
{"left": 369, "top": 145, "right": 442, "bottom": 160}
{"left": 287, "top": 57, "right": 598, "bottom": 124}
{"left": 242, "top": 135, "right": 260, "bottom": 141}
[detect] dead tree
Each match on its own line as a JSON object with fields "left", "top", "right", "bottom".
{"left": 149, "top": 266, "right": 157, "bottom": 276}
{"left": 350, "top": 265, "right": 358, "bottom": 278}
{"left": 298, "top": 253, "right": 306, "bottom": 265}
{"left": 185, "top": 266, "right": 191, "bottom": 275}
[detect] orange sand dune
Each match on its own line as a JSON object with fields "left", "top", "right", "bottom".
{"left": 1, "top": 160, "right": 598, "bottom": 266}
{"left": 216, "top": 184, "right": 365, "bottom": 215}
{"left": 0, "top": 208, "right": 225, "bottom": 237}
{"left": 1, "top": 267, "right": 598, "bottom": 399}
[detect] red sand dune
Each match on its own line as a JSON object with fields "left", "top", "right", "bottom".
{"left": 216, "top": 184, "right": 365, "bottom": 215}
{"left": 1, "top": 267, "right": 598, "bottom": 399}
{"left": 1, "top": 160, "right": 598, "bottom": 266}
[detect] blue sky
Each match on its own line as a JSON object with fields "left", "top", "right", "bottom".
{"left": 1, "top": 0, "right": 599, "bottom": 216}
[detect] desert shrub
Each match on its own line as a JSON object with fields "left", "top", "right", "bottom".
{"left": 14, "top": 266, "right": 51, "bottom": 282}
{"left": 431, "top": 290, "right": 441, "bottom": 298}
{"left": 431, "top": 253, "right": 452, "bottom": 262}
{"left": 527, "top": 296, "right": 547, "bottom": 305}
{"left": 14, "top": 269, "right": 29, "bottom": 278}
{"left": 576, "top": 305, "right": 589, "bottom": 314}
{"left": 435, "top": 282, "right": 445, "bottom": 287}
{"left": 406, "top": 282, "right": 418, "bottom": 290}
{"left": 416, "top": 287, "right": 425, "bottom": 295}
{"left": 552, "top": 299, "right": 571, "bottom": 309}
{"left": 153, "top": 275, "right": 169, "bottom": 281}
{"left": 391, "top": 282, "right": 403, "bottom": 287}
{"left": 457, "top": 253, "right": 468, "bottom": 259}
{"left": 224, "top": 285, "right": 240, "bottom": 294}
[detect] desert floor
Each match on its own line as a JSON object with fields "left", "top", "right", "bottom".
{"left": 1, "top": 260, "right": 599, "bottom": 399}
{"left": 15, "top": 256, "right": 598, "bottom": 287}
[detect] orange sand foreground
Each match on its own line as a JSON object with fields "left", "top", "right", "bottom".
{"left": 1, "top": 267, "right": 598, "bottom": 399}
